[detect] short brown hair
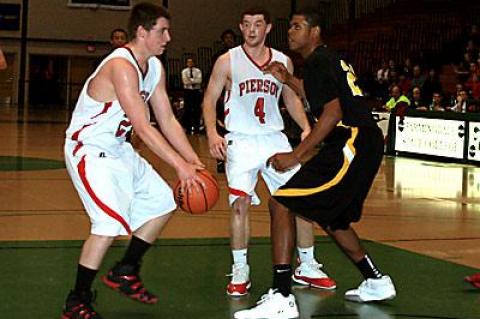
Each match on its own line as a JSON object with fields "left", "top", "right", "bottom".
{"left": 128, "top": 2, "right": 170, "bottom": 39}
{"left": 241, "top": 7, "right": 271, "bottom": 24}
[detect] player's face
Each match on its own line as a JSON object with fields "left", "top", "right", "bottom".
{"left": 239, "top": 15, "right": 271, "bottom": 47}
{"left": 145, "top": 17, "right": 171, "bottom": 56}
{"left": 288, "top": 15, "right": 312, "bottom": 52}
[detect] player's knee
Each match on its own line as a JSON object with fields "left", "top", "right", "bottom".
{"left": 232, "top": 196, "right": 250, "bottom": 216}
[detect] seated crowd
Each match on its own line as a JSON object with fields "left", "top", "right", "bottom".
{"left": 371, "top": 24, "right": 480, "bottom": 113}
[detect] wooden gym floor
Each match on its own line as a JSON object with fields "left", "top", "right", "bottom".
{"left": 0, "top": 106, "right": 479, "bottom": 318}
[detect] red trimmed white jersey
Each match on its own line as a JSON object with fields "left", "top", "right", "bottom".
{"left": 66, "top": 47, "right": 161, "bottom": 157}
{"left": 224, "top": 46, "right": 287, "bottom": 135}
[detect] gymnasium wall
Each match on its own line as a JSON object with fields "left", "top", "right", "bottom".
{"left": 0, "top": 0, "right": 292, "bottom": 59}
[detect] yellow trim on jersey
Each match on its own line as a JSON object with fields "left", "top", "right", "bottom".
{"left": 274, "top": 126, "right": 358, "bottom": 197}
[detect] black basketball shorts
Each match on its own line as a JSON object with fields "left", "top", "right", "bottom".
{"left": 273, "top": 125, "right": 384, "bottom": 230}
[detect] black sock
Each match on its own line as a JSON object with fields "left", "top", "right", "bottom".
{"left": 273, "top": 264, "right": 292, "bottom": 297}
{"left": 74, "top": 264, "right": 98, "bottom": 295}
{"left": 120, "top": 235, "right": 152, "bottom": 267}
{"left": 355, "top": 254, "right": 383, "bottom": 279}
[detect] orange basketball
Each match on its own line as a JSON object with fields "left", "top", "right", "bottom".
{"left": 174, "top": 169, "right": 219, "bottom": 214}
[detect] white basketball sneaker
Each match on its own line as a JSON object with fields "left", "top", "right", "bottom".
{"left": 227, "top": 263, "right": 251, "bottom": 296}
{"left": 234, "top": 289, "right": 299, "bottom": 319}
{"left": 293, "top": 260, "right": 337, "bottom": 290}
{"left": 344, "top": 275, "right": 396, "bottom": 303}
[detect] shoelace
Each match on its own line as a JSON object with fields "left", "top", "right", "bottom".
{"left": 226, "top": 264, "right": 247, "bottom": 278}
{"left": 360, "top": 278, "right": 377, "bottom": 289}
{"left": 256, "top": 289, "right": 278, "bottom": 305}
{"left": 306, "top": 261, "right": 324, "bottom": 269}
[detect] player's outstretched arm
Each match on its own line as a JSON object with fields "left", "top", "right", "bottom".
{"left": 282, "top": 58, "right": 311, "bottom": 140}
{"left": 202, "top": 53, "right": 229, "bottom": 160}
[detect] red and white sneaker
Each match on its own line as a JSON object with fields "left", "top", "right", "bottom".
{"left": 465, "top": 273, "right": 480, "bottom": 288}
{"left": 227, "top": 263, "right": 251, "bottom": 296}
{"left": 293, "top": 260, "right": 336, "bottom": 290}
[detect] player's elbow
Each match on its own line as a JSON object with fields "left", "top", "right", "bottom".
{"left": 131, "top": 122, "right": 152, "bottom": 140}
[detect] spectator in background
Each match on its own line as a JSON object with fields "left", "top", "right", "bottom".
{"left": 465, "top": 40, "right": 479, "bottom": 62}
{"left": 465, "top": 62, "right": 480, "bottom": 100}
{"left": 109, "top": 28, "right": 128, "bottom": 50}
{"left": 387, "top": 69, "right": 399, "bottom": 88}
{"left": 212, "top": 29, "right": 237, "bottom": 64}
{"left": 401, "top": 57, "right": 413, "bottom": 78}
{"left": 94, "top": 28, "right": 128, "bottom": 68}
{"left": 411, "top": 65, "right": 426, "bottom": 90}
{"left": 0, "top": 48, "right": 7, "bottom": 70}
{"left": 429, "top": 92, "right": 446, "bottom": 111}
{"left": 384, "top": 85, "right": 410, "bottom": 112}
{"left": 388, "top": 59, "right": 398, "bottom": 73}
{"left": 447, "top": 89, "right": 470, "bottom": 112}
{"left": 453, "top": 53, "right": 472, "bottom": 84}
{"left": 181, "top": 58, "right": 203, "bottom": 134}
{"left": 422, "top": 68, "right": 443, "bottom": 102}
{"left": 375, "top": 60, "right": 390, "bottom": 101}
{"left": 467, "top": 24, "right": 480, "bottom": 47}
{"left": 410, "top": 86, "right": 427, "bottom": 110}
{"left": 397, "top": 73, "right": 411, "bottom": 95}
{"left": 449, "top": 83, "right": 464, "bottom": 106}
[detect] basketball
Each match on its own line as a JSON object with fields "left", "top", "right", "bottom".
{"left": 174, "top": 169, "right": 219, "bottom": 214}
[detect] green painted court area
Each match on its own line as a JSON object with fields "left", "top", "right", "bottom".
{"left": 1, "top": 238, "right": 478, "bottom": 319}
{"left": 0, "top": 156, "right": 65, "bottom": 171}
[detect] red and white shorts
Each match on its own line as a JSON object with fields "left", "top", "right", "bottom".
{"left": 64, "top": 141, "right": 176, "bottom": 236}
{"left": 225, "top": 131, "right": 300, "bottom": 206}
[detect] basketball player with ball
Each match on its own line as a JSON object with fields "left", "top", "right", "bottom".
{"left": 203, "top": 7, "right": 336, "bottom": 297}
{"left": 61, "top": 3, "right": 204, "bottom": 318}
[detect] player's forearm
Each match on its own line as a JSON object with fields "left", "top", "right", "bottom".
{"left": 283, "top": 73, "right": 306, "bottom": 100}
{"left": 135, "top": 124, "right": 187, "bottom": 170}
{"left": 202, "top": 100, "right": 218, "bottom": 137}
{"left": 160, "top": 115, "right": 200, "bottom": 163}
{"left": 287, "top": 103, "right": 310, "bottom": 133}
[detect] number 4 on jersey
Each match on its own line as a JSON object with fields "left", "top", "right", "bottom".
{"left": 254, "top": 97, "right": 266, "bottom": 124}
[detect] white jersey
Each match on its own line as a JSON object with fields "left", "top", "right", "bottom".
{"left": 224, "top": 46, "right": 287, "bottom": 135}
{"left": 66, "top": 47, "right": 162, "bottom": 157}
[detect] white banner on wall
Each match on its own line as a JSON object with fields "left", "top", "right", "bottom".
{"left": 395, "top": 116, "right": 465, "bottom": 159}
{"left": 468, "top": 121, "right": 480, "bottom": 162}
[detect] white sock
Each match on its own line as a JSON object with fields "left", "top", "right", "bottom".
{"left": 297, "top": 246, "right": 315, "bottom": 263}
{"left": 232, "top": 248, "right": 248, "bottom": 265}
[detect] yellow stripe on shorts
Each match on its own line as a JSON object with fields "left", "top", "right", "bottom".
{"left": 274, "top": 126, "right": 358, "bottom": 197}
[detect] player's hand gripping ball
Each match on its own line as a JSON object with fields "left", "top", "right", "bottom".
{"left": 174, "top": 169, "right": 219, "bottom": 214}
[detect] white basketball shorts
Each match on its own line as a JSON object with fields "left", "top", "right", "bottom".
{"left": 225, "top": 131, "right": 300, "bottom": 206}
{"left": 64, "top": 141, "right": 177, "bottom": 236}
